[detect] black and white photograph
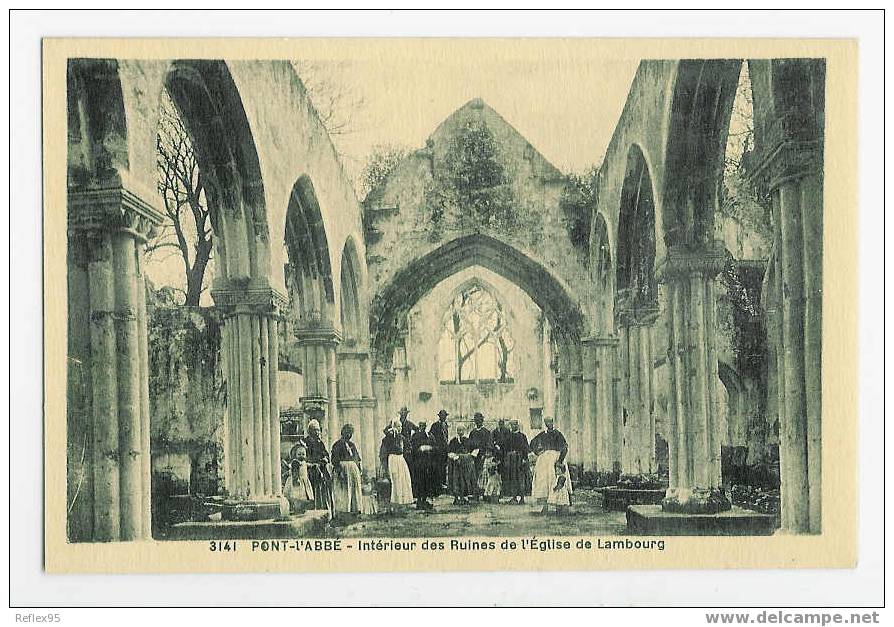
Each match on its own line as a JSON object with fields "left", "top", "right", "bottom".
{"left": 61, "top": 48, "right": 826, "bottom": 546}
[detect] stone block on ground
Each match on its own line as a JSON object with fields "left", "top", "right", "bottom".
{"left": 626, "top": 504, "right": 776, "bottom": 536}
{"left": 600, "top": 487, "right": 667, "bottom": 511}
{"left": 164, "top": 509, "right": 331, "bottom": 540}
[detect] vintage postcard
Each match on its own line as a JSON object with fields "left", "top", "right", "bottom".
{"left": 44, "top": 37, "right": 858, "bottom": 573}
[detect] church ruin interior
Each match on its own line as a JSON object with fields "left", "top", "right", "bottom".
{"left": 65, "top": 57, "right": 824, "bottom": 541}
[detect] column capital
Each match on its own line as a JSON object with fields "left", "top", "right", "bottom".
{"left": 211, "top": 279, "right": 288, "bottom": 316}
{"left": 372, "top": 367, "right": 395, "bottom": 383}
{"left": 337, "top": 346, "right": 371, "bottom": 358}
{"left": 582, "top": 335, "right": 620, "bottom": 348}
{"left": 615, "top": 290, "right": 660, "bottom": 327}
{"left": 295, "top": 325, "right": 342, "bottom": 347}
{"left": 746, "top": 138, "right": 823, "bottom": 194}
{"left": 68, "top": 184, "right": 165, "bottom": 242}
{"left": 657, "top": 241, "right": 728, "bottom": 282}
{"left": 337, "top": 397, "right": 377, "bottom": 410}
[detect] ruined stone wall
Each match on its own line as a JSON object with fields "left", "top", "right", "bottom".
{"left": 592, "top": 61, "right": 677, "bottom": 271}
{"left": 146, "top": 294, "right": 225, "bottom": 495}
{"left": 365, "top": 98, "right": 596, "bottom": 350}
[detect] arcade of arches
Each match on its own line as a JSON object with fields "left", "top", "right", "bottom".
{"left": 66, "top": 58, "right": 824, "bottom": 541}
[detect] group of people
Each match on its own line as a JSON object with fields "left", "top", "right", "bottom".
{"left": 379, "top": 407, "right": 574, "bottom": 515}
{"left": 281, "top": 407, "right": 574, "bottom": 522}
{"left": 283, "top": 419, "right": 370, "bottom": 522}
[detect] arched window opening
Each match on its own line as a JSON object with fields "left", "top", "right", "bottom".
{"left": 438, "top": 284, "right": 515, "bottom": 384}
{"left": 616, "top": 146, "right": 656, "bottom": 309}
{"left": 719, "top": 62, "right": 771, "bottom": 257}
{"left": 148, "top": 88, "right": 215, "bottom": 306}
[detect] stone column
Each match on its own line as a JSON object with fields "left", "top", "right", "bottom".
{"left": 212, "top": 281, "right": 288, "bottom": 519}
{"left": 392, "top": 333, "right": 411, "bottom": 414}
{"left": 581, "top": 340, "right": 597, "bottom": 471}
{"left": 67, "top": 185, "right": 163, "bottom": 542}
{"left": 566, "top": 343, "right": 584, "bottom": 468}
{"left": 588, "top": 335, "right": 620, "bottom": 475}
{"left": 553, "top": 345, "right": 568, "bottom": 429}
{"left": 371, "top": 365, "right": 395, "bottom": 475}
{"left": 745, "top": 60, "right": 823, "bottom": 533}
{"left": 337, "top": 349, "right": 378, "bottom": 475}
{"left": 295, "top": 326, "right": 341, "bottom": 446}
{"left": 760, "top": 168, "right": 823, "bottom": 534}
{"left": 658, "top": 242, "right": 730, "bottom": 512}
{"left": 617, "top": 301, "right": 658, "bottom": 476}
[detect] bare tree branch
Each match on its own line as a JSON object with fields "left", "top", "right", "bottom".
{"left": 150, "top": 89, "right": 215, "bottom": 306}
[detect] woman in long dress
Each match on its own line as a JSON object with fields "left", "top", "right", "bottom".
{"left": 530, "top": 417, "right": 572, "bottom": 514}
{"left": 331, "top": 423, "right": 363, "bottom": 521}
{"left": 379, "top": 419, "right": 414, "bottom": 513}
{"left": 447, "top": 425, "right": 477, "bottom": 504}
{"left": 304, "top": 419, "right": 333, "bottom": 515}
{"left": 503, "top": 419, "right": 532, "bottom": 504}
{"left": 409, "top": 420, "right": 439, "bottom": 511}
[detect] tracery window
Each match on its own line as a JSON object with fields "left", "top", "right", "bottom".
{"left": 438, "top": 284, "right": 514, "bottom": 384}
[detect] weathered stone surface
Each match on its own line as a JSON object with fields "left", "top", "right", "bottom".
{"left": 365, "top": 99, "right": 595, "bottom": 366}
{"left": 626, "top": 504, "right": 776, "bottom": 536}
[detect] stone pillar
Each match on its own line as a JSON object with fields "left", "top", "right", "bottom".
{"left": 760, "top": 169, "right": 823, "bottom": 534}
{"left": 658, "top": 242, "right": 730, "bottom": 512}
{"left": 371, "top": 365, "right": 395, "bottom": 475}
{"left": 617, "top": 302, "right": 658, "bottom": 476}
{"left": 212, "top": 281, "right": 289, "bottom": 519}
{"left": 745, "top": 59, "right": 823, "bottom": 533}
{"left": 295, "top": 326, "right": 341, "bottom": 447}
{"left": 553, "top": 345, "right": 568, "bottom": 428}
{"left": 67, "top": 185, "right": 163, "bottom": 542}
{"left": 566, "top": 343, "right": 584, "bottom": 467}
{"left": 392, "top": 333, "right": 411, "bottom": 414}
{"left": 588, "top": 335, "right": 620, "bottom": 474}
{"left": 581, "top": 340, "right": 597, "bottom": 471}
{"left": 337, "top": 349, "right": 378, "bottom": 476}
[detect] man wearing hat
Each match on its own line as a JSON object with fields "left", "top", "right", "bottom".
{"left": 467, "top": 412, "right": 493, "bottom": 498}
{"left": 429, "top": 409, "right": 450, "bottom": 490}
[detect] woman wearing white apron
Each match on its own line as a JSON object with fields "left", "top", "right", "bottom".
{"left": 531, "top": 417, "right": 572, "bottom": 514}
{"left": 379, "top": 419, "right": 414, "bottom": 513}
{"left": 331, "top": 423, "right": 363, "bottom": 521}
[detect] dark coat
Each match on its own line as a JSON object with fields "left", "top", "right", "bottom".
{"left": 467, "top": 426, "right": 493, "bottom": 454}
{"left": 409, "top": 430, "right": 440, "bottom": 500}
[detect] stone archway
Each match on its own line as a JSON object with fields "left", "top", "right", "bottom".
{"left": 657, "top": 59, "right": 742, "bottom": 513}
{"left": 369, "top": 233, "right": 600, "bottom": 467}
{"left": 283, "top": 176, "right": 340, "bottom": 445}
{"left": 67, "top": 59, "right": 162, "bottom": 543}
{"left": 586, "top": 213, "right": 621, "bottom": 474}
{"left": 615, "top": 143, "right": 660, "bottom": 476}
{"left": 66, "top": 58, "right": 289, "bottom": 542}
{"left": 164, "top": 60, "right": 286, "bottom": 520}
{"left": 336, "top": 236, "right": 376, "bottom": 472}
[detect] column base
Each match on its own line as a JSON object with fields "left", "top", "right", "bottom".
{"left": 599, "top": 487, "right": 667, "bottom": 511}
{"left": 661, "top": 487, "right": 731, "bottom": 515}
{"left": 165, "top": 509, "right": 331, "bottom": 540}
{"left": 626, "top": 504, "right": 776, "bottom": 536}
{"left": 220, "top": 497, "right": 289, "bottom": 522}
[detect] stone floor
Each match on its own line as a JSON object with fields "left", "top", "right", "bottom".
{"left": 328, "top": 488, "right": 628, "bottom": 538}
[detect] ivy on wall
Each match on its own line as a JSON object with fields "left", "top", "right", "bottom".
{"left": 147, "top": 285, "right": 226, "bottom": 495}
{"left": 718, "top": 258, "right": 768, "bottom": 386}
{"left": 424, "top": 119, "right": 517, "bottom": 240}
{"left": 558, "top": 164, "right": 600, "bottom": 255}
